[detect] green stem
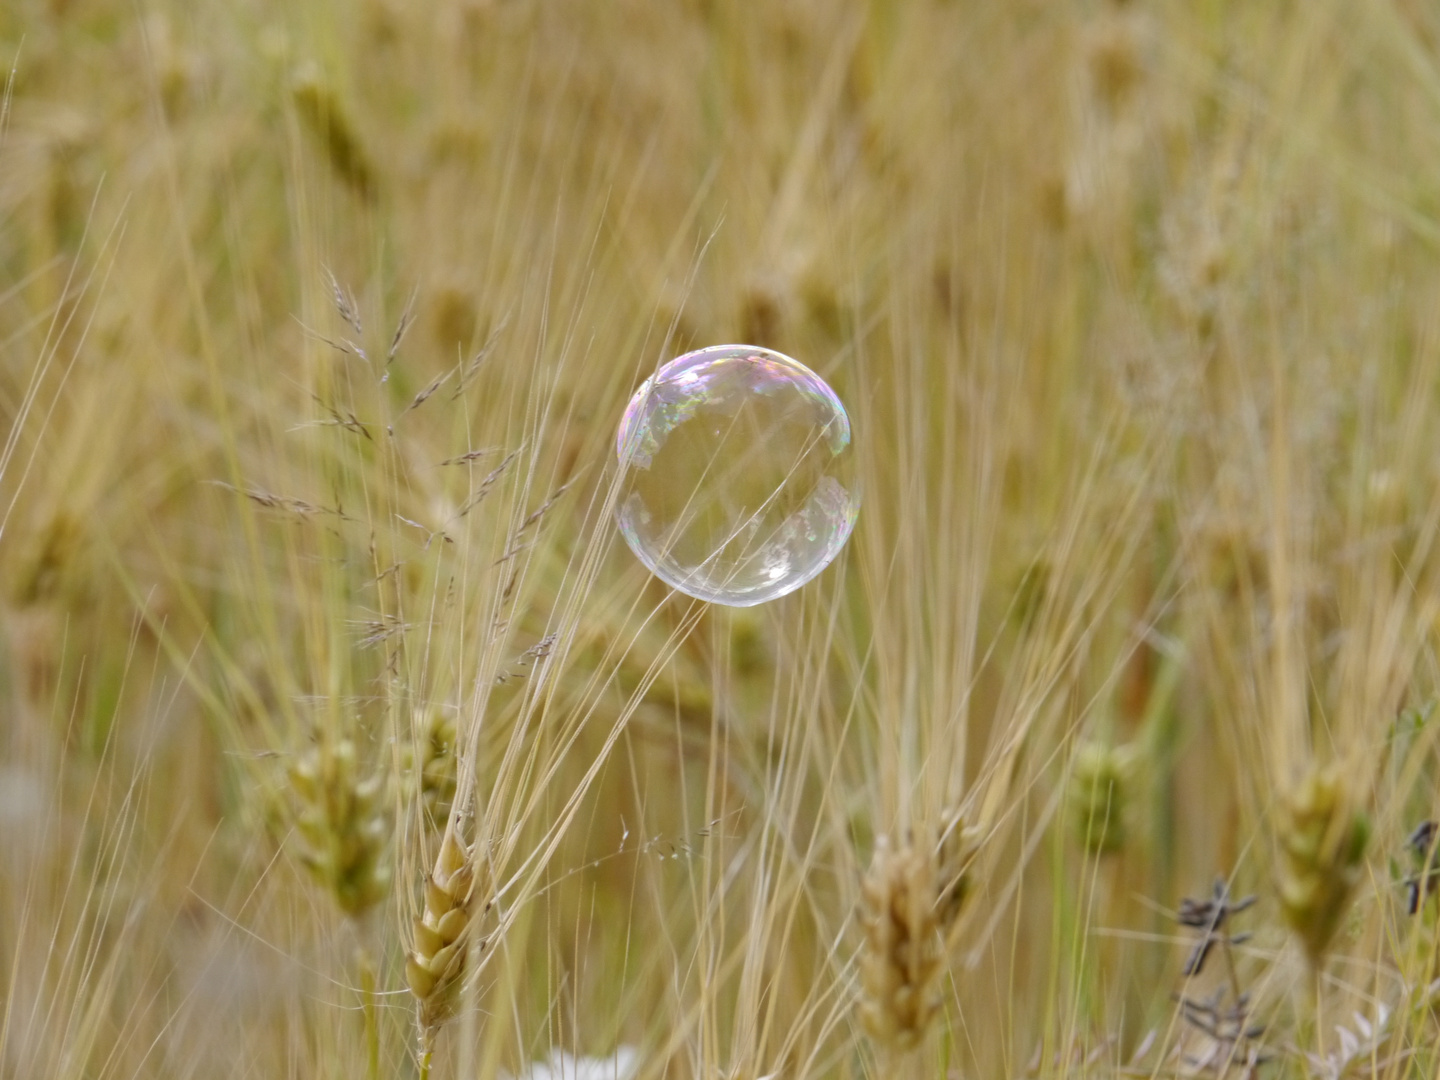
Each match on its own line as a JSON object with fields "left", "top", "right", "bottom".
{"left": 357, "top": 945, "right": 380, "bottom": 1080}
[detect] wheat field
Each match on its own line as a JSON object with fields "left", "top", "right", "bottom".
{"left": 4, "top": 1, "right": 1440, "bottom": 1077}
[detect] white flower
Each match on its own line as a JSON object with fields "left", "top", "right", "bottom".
{"left": 506, "top": 1046, "right": 640, "bottom": 1080}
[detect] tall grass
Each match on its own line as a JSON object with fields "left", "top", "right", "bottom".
{"left": 4, "top": 1, "right": 1440, "bottom": 1077}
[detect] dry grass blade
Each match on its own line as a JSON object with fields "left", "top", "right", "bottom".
{"left": 450, "top": 316, "right": 510, "bottom": 400}
{"left": 1, "top": 45, "right": 16, "bottom": 145}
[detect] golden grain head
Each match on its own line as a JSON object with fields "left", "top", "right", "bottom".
{"left": 405, "top": 709, "right": 459, "bottom": 829}
{"left": 934, "top": 810, "right": 983, "bottom": 930}
{"left": 859, "top": 814, "right": 982, "bottom": 1053}
{"left": 407, "top": 828, "right": 488, "bottom": 1038}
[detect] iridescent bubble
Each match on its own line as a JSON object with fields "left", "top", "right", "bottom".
{"left": 615, "top": 344, "right": 860, "bottom": 606}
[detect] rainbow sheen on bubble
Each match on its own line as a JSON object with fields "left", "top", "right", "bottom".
{"left": 615, "top": 345, "right": 860, "bottom": 606}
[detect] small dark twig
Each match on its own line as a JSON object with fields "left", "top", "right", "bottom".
{"left": 1177, "top": 877, "right": 1255, "bottom": 981}
{"left": 1404, "top": 820, "right": 1440, "bottom": 915}
{"left": 307, "top": 392, "right": 374, "bottom": 441}
{"left": 1174, "top": 987, "right": 1272, "bottom": 1076}
{"left": 439, "top": 447, "right": 500, "bottom": 467}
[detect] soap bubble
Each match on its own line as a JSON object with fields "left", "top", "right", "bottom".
{"left": 615, "top": 344, "right": 860, "bottom": 606}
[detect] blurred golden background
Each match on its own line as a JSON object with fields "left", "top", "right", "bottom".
{"left": 4, "top": 2, "right": 1440, "bottom": 1077}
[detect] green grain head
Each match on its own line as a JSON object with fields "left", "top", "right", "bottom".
{"left": 1277, "top": 762, "right": 1370, "bottom": 966}
{"left": 288, "top": 737, "right": 392, "bottom": 918}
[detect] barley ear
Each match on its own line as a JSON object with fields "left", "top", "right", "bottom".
{"left": 1276, "top": 762, "right": 1369, "bottom": 967}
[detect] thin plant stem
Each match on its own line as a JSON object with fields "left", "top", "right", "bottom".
{"left": 1220, "top": 936, "right": 1242, "bottom": 1005}
{"left": 357, "top": 944, "right": 380, "bottom": 1080}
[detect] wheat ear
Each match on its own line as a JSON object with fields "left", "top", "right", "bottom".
{"left": 859, "top": 814, "right": 981, "bottom": 1054}
{"left": 288, "top": 737, "right": 391, "bottom": 917}
{"left": 406, "top": 824, "right": 488, "bottom": 1070}
{"left": 1276, "top": 762, "right": 1369, "bottom": 970}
